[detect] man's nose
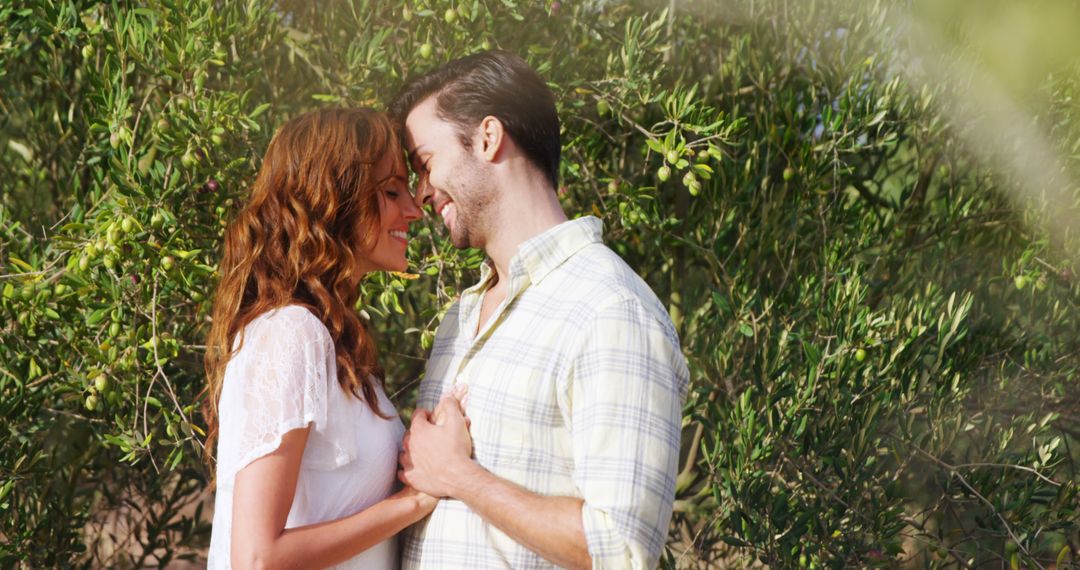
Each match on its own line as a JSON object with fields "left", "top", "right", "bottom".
{"left": 413, "top": 177, "right": 433, "bottom": 209}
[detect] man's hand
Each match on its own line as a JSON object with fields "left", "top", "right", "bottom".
{"left": 399, "top": 385, "right": 474, "bottom": 498}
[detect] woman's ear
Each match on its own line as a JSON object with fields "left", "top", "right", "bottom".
{"left": 476, "top": 115, "right": 504, "bottom": 162}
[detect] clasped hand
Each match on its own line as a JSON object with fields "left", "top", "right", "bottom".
{"left": 398, "top": 384, "right": 474, "bottom": 499}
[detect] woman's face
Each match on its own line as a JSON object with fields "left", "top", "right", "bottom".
{"left": 358, "top": 154, "right": 422, "bottom": 275}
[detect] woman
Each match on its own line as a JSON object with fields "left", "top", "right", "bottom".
{"left": 203, "top": 108, "right": 453, "bottom": 569}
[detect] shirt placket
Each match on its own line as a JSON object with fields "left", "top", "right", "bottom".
{"left": 451, "top": 263, "right": 532, "bottom": 390}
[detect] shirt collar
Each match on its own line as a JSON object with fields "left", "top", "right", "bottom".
{"left": 513, "top": 216, "right": 603, "bottom": 285}
{"left": 467, "top": 216, "right": 603, "bottom": 297}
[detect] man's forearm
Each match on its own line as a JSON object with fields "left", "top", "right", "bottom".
{"left": 449, "top": 461, "right": 592, "bottom": 570}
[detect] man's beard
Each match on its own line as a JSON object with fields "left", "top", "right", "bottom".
{"left": 446, "top": 161, "right": 496, "bottom": 250}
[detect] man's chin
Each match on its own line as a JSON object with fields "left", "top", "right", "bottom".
{"left": 447, "top": 229, "right": 471, "bottom": 250}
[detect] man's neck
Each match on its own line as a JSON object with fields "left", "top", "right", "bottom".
{"left": 483, "top": 180, "right": 567, "bottom": 283}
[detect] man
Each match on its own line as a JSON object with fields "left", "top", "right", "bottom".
{"left": 391, "top": 51, "right": 688, "bottom": 569}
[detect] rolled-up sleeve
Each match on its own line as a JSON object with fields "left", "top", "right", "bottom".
{"left": 566, "top": 297, "right": 689, "bottom": 569}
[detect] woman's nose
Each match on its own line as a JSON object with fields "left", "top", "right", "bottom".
{"left": 403, "top": 191, "right": 423, "bottom": 221}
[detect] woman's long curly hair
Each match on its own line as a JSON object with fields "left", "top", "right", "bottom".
{"left": 202, "top": 107, "right": 400, "bottom": 466}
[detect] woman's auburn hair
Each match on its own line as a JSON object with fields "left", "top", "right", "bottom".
{"left": 202, "top": 107, "right": 400, "bottom": 466}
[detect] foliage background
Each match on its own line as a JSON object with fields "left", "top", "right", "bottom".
{"left": 1, "top": 0, "right": 1078, "bottom": 567}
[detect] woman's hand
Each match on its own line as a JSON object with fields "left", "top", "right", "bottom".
{"left": 393, "top": 484, "right": 439, "bottom": 515}
{"left": 399, "top": 384, "right": 475, "bottom": 498}
{"left": 430, "top": 383, "right": 469, "bottom": 426}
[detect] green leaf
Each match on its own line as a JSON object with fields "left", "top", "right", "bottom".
{"left": 85, "top": 308, "right": 108, "bottom": 326}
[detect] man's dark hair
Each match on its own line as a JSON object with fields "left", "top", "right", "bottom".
{"left": 389, "top": 50, "right": 561, "bottom": 191}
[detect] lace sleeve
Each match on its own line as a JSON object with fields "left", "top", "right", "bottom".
{"left": 226, "top": 306, "right": 336, "bottom": 477}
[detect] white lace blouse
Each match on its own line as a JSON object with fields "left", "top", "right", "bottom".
{"left": 207, "top": 305, "right": 405, "bottom": 569}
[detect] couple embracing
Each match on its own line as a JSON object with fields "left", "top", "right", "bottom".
{"left": 204, "top": 51, "right": 688, "bottom": 570}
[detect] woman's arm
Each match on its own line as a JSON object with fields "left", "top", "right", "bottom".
{"left": 231, "top": 426, "right": 435, "bottom": 570}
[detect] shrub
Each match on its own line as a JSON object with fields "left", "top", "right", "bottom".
{"left": 1, "top": 0, "right": 1076, "bottom": 567}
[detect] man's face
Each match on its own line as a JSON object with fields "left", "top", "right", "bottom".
{"left": 404, "top": 97, "right": 495, "bottom": 249}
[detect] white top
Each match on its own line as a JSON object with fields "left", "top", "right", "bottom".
{"left": 207, "top": 305, "right": 405, "bottom": 569}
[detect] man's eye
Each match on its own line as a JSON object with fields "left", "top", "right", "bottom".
{"left": 385, "top": 190, "right": 400, "bottom": 199}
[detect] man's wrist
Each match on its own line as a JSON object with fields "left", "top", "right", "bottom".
{"left": 445, "top": 456, "right": 485, "bottom": 499}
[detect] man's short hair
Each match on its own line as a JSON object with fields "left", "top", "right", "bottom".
{"left": 389, "top": 50, "right": 561, "bottom": 191}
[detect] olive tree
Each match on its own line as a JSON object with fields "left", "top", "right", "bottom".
{"left": 1, "top": 0, "right": 1077, "bottom": 567}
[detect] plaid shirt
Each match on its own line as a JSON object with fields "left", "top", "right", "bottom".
{"left": 403, "top": 217, "right": 688, "bottom": 569}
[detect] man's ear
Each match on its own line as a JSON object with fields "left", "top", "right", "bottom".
{"left": 476, "top": 115, "right": 504, "bottom": 162}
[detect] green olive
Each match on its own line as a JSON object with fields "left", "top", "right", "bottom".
{"left": 94, "top": 374, "right": 111, "bottom": 393}
{"left": 657, "top": 165, "right": 671, "bottom": 182}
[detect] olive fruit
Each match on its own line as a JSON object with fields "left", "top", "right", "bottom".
{"left": 444, "top": 8, "right": 457, "bottom": 24}
{"left": 657, "top": 165, "right": 671, "bottom": 182}
{"left": 82, "top": 44, "right": 95, "bottom": 60}
{"left": 180, "top": 151, "right": 197, "bottom": 168}
{"left": 596, "top": 99, "right": 610, "bottom": 117}
{"left": 855, "top": 348, "right": 867, "bottom": 362}
{"left": 665, "top": 150, "right": 680, "bottom": 165}
{"left": 161, "top": 256, "right": 175, "bottom": 270}
{"left": 94, "top": 374, "right": 111, "bottom": 393}
{"left": 419, "top": 42, "right": 434, "bottom": 59}
{"left": 84, "top": 394, "right": 99, "bottom": 411}
{"left": 137, "top": 147, "right": 157, "bottom": 175}
{"left": 783, "top": 167, "right": 795, "bottom": 181}
{"left": 683, "top": 172, "right": 700, "bottom": 195}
